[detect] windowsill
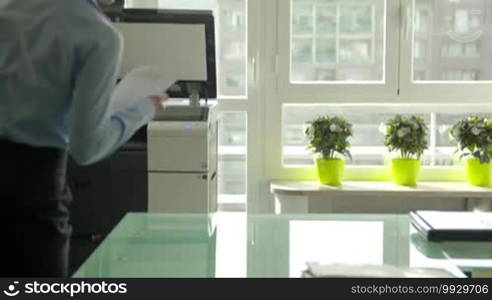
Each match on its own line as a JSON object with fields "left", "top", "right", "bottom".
{"left": 272, "top": 166, "right": 468, "bottom": 182}
{"left": 282, "top": 165, "right": 465, "bottom": 170}
{"left": 270, "top": 180, "right": 492, "bottom": 197}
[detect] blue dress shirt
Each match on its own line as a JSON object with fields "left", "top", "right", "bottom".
{"left": 0, "top": 0, "right": 156, "bottom": 165}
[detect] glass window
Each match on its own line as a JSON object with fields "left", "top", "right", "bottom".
{"left": 218, "top": 112, "right": 247, "bottom": 210}
{"left": 413, "top": 0, "right": 492, "bottom": 82}
{"left": 282, "top": 104, "right": 488, "bottom": 167}
{"left": 433, "top": 113, "right": 483, "bottom": 167}
{"left": 317, "top": 5, "right": 337, "bottom": 34}
{"left": 290, "top": 0, "right": 386, "bottom": 83}
{"left": 126, "top": 0, "right": 247, "bottom": 97}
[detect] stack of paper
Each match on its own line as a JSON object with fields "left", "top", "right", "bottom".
{"left": 111, "top": 66, "right": 176, "bottom": 111}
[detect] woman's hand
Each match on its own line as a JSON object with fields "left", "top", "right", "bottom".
{"left": 149, "top": 94, "right": 169, "bottom": 112}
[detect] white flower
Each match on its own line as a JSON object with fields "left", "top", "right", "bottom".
{"left": 330, "top": 124, "right": 341, "bottom": 132}
{"left": 439, "top": 125, "right": 449, "bottom": 134}
{"left": 471, "top": 127, "right": 482, "bottom": 136}
{"left": 397, "top": 127, "right": 411, "bottom": 138}
{"left": 378, "top": 123, "right": 387, "bottom": 134}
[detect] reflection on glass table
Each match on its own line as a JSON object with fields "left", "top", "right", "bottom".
{"left": 74, "top": 213, "right": 492, "bottom": 278}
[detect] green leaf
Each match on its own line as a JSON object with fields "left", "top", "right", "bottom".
{"left": 383, "top": 115, "right": 429, "bottom": 159}
{"left": 305, "top": 116, "right": 353, "bottom": 160}
{"left": 451, "top": 115, "right": 492, "bottom": 163}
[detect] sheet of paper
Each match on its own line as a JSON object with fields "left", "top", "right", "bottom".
{"left": 111, "top": 66, "right": 177, "bottom": 111}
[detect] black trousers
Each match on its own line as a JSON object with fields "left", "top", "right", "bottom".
{"left": 0, "top": 141, "right": 72, "bottom": 277}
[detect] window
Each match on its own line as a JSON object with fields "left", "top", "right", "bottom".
{"left": 412, "top": 0, "right": 492, "bottom": 82}
{"left": 276, "top": 0, "right": 399, "bottom": 101}
{"left": 267, "top": 0, "right": 492, "bottom": 183}
{"left": 218, "top": 112, "right": 247, "bottom": 211}
{"left": 283, "top": 104, "right": 492, "bottom": 168}
{"left": 278, "top": 0, "right": 492, "bottom": 100}
{"left": 290, "top": 0, "right": 386, "bottom": 83}
{"left": 399, "top": 0, "right": 492, "bottom": 100}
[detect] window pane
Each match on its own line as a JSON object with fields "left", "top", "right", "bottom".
{"left": 284, "top": 105, "right": 492, "bottom": 168}
{"left": 413, "top": 0, "right": 492, "bottom": 82}
{"left": 218, "top": 112, "right": 247, "bottom": 210}
{"left": 283, "top": 105, "right": 432, "bottom": 166}
{"left": 290, "top": 0, "right": 386, "bottom": 83}
{"left": 126, "top": 0, "right": 247, "bottom": 97}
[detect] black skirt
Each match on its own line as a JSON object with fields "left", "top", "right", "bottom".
{"left": 0, "top": 140, "right": 72, "bottom": 277}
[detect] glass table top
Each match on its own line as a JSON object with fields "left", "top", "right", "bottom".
{"left": 74, "top": 213, "right": 492, "bottom": 278}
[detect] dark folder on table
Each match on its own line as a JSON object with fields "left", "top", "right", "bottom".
{"left": 410, "top": 211, "right": 492, "bottom": 242}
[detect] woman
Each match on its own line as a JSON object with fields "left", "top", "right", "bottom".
{"left": 0, "top": 0, "right": 167, "bottom": 277}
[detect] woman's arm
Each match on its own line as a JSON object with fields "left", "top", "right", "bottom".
{"left": 69, "top": 29, "right": 156, "bottom": 165}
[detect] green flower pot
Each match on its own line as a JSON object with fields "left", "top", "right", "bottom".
{"left": 467, "top": 159, "right": 491, "bottom": 187}
{"left": 391, "top": 159, "right": 421, "bottom": 187}
{"left": 316, "top": 158, "right": 344, "bottom": 186}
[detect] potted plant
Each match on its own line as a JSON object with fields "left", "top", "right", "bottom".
{"left": 305, "top": 116, "right": 353, "bottom": 186}
{"left": 384, "top": 115, "right": 429, "bottom": 187}
{"left": 450, "top": 116, "right": 492, "bottom": 187}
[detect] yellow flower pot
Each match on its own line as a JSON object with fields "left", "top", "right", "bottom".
{"left": 467, "top": 159, "right": 491, "bottom": 187}
{"left": 316, "top": 158, "right": 345, "bottom": 186}
{"left": 392, "top": 159, "right": 421, "bottom": 187}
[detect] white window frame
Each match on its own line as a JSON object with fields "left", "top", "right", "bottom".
{"left": 217, "top": 0, "right": 263, "bottom": 213}
{"left": 276, "top": 0, "right": 400, "bottom": 102}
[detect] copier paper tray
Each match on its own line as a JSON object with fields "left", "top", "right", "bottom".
{"left": 154, "top": 105, "right": 210, "bottom": 122}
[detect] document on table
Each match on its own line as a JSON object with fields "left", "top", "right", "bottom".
{"left": 302, "top": 263, "right": 458, "bottom": 278}
{"left": 111, "top": 66, "right": 177, "bottom": 111}
{"left": 410, "top": 211, "right": 492, "bottom": 242}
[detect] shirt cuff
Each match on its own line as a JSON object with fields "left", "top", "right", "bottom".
{"left": 138, "top": 97, "right": 157, "bottom": 123}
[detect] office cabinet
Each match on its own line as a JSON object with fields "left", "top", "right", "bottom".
{"left": 149, "top": 173, "right": 210, "bottom": 214}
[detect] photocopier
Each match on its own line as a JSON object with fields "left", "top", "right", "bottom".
{"left": 113, "top": 9, "right": 219, "bottom": 214}
{"left": 148, "top": 103, "right": 218, "bottom": 214}
{"left": 115, "top": 9, "right": 218, "bottom": 214}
